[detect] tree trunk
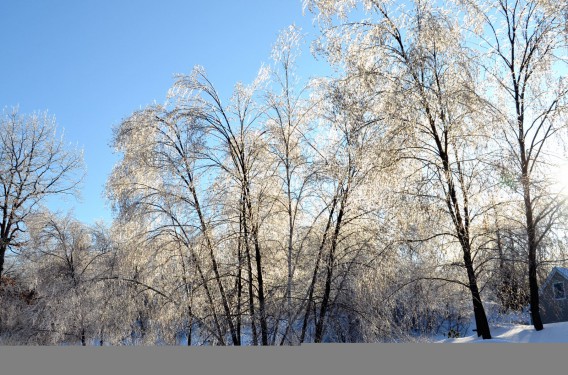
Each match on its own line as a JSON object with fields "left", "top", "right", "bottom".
{"left": 243, "top": 178, "right": 268, "bottom": 345}
{"left": 189, "top": 176, "right": 238, "bottom": 344}
{"left": 241, "top": 194, "right": 258, "bottom": 346}
{"left": 252, "top": 224, "right": 269, "bottom": 345}
{"left": 188, "top": 248, "right": 225, "bottom": 345}
{"left": 300, "top": 196, "right": 338, "bottom": 343}
{"left": 519, "top": 112, "right": 544, "bottom": 331}
{"left": 523, "top": 184, "right": 544, "bottom": 331}
{"left": 438, "top": 144, "right": 492, "bottom": 339}
{"left": 314, "top": 190, "right": 346, "bottom": 343}
{"left": 0, "top": 243, "right": 6, "bottom": 280}
{"left": 236, "top": 213, "right": 243, "bottom": 345}
{"left": 286, "top": 162, "right": 294, "bottom": 343}
{"left": 463, "top": 247, "right": 491, "bottom": 339}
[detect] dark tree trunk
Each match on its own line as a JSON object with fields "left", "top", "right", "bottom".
{"left": 189, "top": 174, "right": 238, "bottom": 345}
{"left": 524, "top": 186, "right": 544, "bottom": 331}
{"left": 300, "top": 197, "right": 338, "bottom": 343}
{"left": 242, "top": 174, "right": 268, "bottom": 345}
{"left": 252, "top": 226, "right": 269, "bottom": 346}
{"left": 521, "top": 140, "right": 544, "bottom": 331}
{"left": 242, "top": 195, "right": 258, "bottom": 346}
{"left": 236, "top": 213, "right": 243, "bottom": 345}
{"left": 314, "top": 190, "right": 347, "bottom": 343}
{"left": 0, "top": 244, "right": 6, "bottom": 280}
{"left": 463, "top": 247, "right": 491, "bottom": 339}
{"left": 433, "top": 129, "right": 492, "bottom": 339}
{"left": 415, "top": 52, "right": 493, "bottom": 338}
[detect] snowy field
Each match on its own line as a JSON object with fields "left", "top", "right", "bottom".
{"left": 439, "top": 321, "right": 568, "bottom": 343}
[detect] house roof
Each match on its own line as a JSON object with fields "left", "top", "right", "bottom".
{"left": 557, "top": 268, "right": 568, "bottom": 280}
{"left": 539, "top": 267, "right": 568, "bottom": 295}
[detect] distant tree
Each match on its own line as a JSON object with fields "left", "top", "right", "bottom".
{"left": 0, "top": 109, "right": 84, "bottom": 279}
{"left": 23, "top": 211, "right": 112, "bottom": 345}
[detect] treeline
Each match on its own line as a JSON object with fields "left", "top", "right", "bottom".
{"left": 1, "top": 0, "right": 567, "bottom": 345}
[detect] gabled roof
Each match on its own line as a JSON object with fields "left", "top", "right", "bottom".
{"left": 539, "top": 267, "right": 568, "bottom": 295}
{"left": 558, "top": 268, "right": 568, "bottom": 279}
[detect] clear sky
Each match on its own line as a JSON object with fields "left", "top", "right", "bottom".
{"left": 0, "top": 0, "right": 322, "bottom": 225}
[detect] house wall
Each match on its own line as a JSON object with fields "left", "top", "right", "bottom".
{"left": 540, "top": 273, "right": 568, "bottom": 324}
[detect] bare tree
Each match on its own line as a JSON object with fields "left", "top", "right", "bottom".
{"left": 0, "top": 109, "right": 84, "bottom": 279}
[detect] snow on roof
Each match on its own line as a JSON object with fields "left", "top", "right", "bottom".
{"left": 539, "top": 267, "right": 568, "bottom": 295}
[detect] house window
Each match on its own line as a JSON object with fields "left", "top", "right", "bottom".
{"left": 553, "top": 282, "right": 565, "bottom": 300}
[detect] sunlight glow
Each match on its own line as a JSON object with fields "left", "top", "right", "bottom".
{"left": 551, "top": 160, "right": 568, "bottom": 195}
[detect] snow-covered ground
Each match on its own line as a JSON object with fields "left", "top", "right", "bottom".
{"left": 439, "top": 321, "right": 568, "bottom": 343}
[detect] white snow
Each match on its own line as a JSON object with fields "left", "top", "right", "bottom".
{"left": 438, "top": 321, "right": 568, "bottom": 343}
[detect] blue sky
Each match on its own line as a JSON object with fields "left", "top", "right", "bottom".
{"left": 0, "top": 0, "right": 322, "bottom": 225}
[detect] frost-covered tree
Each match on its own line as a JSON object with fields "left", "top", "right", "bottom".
{"left": 0, "top": 109, "right": 84, "bottom": 279}
{"left": 108, "top": 102, "right": 238, "bottom": 345}
{"left": 18, "top": 211, "right": 113, "bottom": 345}
{"left": 456, "top": 0, "right": 568, "bottom": 331}
{"left": 292, "top": 75, "right": 392, "bottom": 343}
{"left": 263, "top": 25, "right": 319, "bottom": 344}
{"left": 108, "top": 65, "right": 280, "bottom": 345}
{"left": 172, "top": 68, "right": 273, "bottom": 345}
{"left": 304, "top": 0, "right": 503, "bottom": 339}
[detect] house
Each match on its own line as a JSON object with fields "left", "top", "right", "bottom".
{"left": 539, "top": 267, "right": 568, "bottom": 324}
